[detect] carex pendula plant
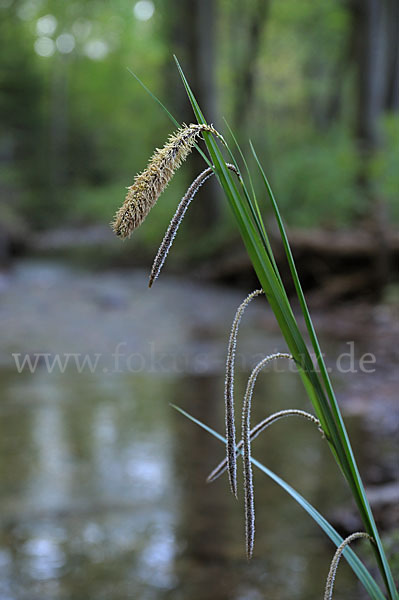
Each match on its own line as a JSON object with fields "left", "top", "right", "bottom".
{"left": 110, "top": 59, "right": 398, "bottom": 600}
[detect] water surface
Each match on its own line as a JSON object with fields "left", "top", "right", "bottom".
{"left": 0, "top": 261, "right": 390, "bottom": 600}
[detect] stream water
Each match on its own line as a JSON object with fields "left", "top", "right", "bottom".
{"left": 0, "top": 260, "right": 395, "bottom": 600}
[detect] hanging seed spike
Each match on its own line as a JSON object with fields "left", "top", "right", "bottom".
{"left": 324, "top": 532, "right": 373, "bottom": 600}
{"left": 149, "top": 163, "right": 239, "bottom": 288}
{"left": 242, "top": 353, "right": 293, "bottom": 559}
{"left": 149, "top": 167, "right": 213, "bottom": 287}
{"left": 111, "top": 124, "right": 223, "bottom": 239}
{"left": 206, "top": 409, "right": 322, "bottom": 484}
{"left": 224, "top": 289, "right": 265, "bottom": 499}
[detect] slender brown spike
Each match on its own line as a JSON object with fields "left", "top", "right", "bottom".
{"left": 225, "top": 289, "right": 264, "bottom": 499}
{"left": 324, "top": 532, "right": 373, "bottom": 600}
{"left": 241, "top": 353, "right": 293, "bottom": 559}
{"left": 149, "top": 163, "right": 239, "bottom": 288}
{"left": 111, "top": 123, "right": 223, "bottom": 239}
{"left": 206, "top": 409, "right": 322, "bottom": 484}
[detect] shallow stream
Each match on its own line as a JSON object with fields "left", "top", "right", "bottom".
{"left": 0, "top": 261, "right": 395, "bottom": 600}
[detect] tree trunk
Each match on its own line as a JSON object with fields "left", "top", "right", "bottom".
{"left": 384, "top": 0, "right": 399, "bottom": 111}
{"left": 349, "top": 0, "right": 398, "bottom": 299}
{"left": 162, "top": 0, "right": 220, "bottom": 234}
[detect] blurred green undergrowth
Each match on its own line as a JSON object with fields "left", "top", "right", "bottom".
{"left": 1, "top": 0, "right": 398, "bottom": 253}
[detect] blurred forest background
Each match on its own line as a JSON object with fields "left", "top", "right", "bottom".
{"left": 0, "top": 4, "right": 398, "bottom": 598}
{"left": 0, "top": 0, "right": 398, "bottom": 301}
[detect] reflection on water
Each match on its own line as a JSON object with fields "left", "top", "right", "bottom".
{"left": 0, "top": 261, "right": 383, "bottom": 599}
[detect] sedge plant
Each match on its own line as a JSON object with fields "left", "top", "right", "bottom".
{"left": 110, "top": 58, "right": 398, "bottom": 599}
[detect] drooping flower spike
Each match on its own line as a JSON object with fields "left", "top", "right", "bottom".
{"left": 149, "top": 163, "right": 239, "bottom": 288}
{"left": 225, "top": 289, "right": 264, "bottom": 498}
{"left": 112, "top": 123, "right": 223, "bottom": 238}
{"left": 241, "top": 353, "right": 293, "bottom": 559}
{"left": 324, "top": 532, "right": 373, "bottom": 600}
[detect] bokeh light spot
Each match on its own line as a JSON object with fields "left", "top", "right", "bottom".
{"left": 17, "top": 0, "right": 43, "bottom": 21}
{"left": 84, "top": 39, "right": 109, "bottom": 60}
{"left": 133, "top": 0, "right": 154, "bottom": 21}
{"left": 72, "top": 19, "right": 92, "bottom": 40}
{"left": 56, "top": 33, "right": 75, "bottom": 54}
{"left": 34, "top": 36, "right": 55, "bottom": 57}
{"left": 36, "top": 14, "right": 57, "bottom": 36}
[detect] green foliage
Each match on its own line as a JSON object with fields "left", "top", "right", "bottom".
{"left": 0, "top": 0, "right": 397, "bottom": 239}
{"left": 0, "top": 0, "right": 169, "bottom": 228}
{"left": 371, "top": 115, "right": 399, "bottom": 221}
{"left": 271, "top": 129, "right": 362, "bottom": 227}
{"left": 0, "top": 2, "right": 43, "bottom": 224}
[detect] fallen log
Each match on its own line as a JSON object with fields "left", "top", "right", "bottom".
{"left": 198, "top": 226, "right": 398, "bottom": 304}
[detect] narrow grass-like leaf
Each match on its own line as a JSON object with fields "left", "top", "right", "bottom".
{"left": 223, "top": 118, "right": 270, "bottom": 258}
{"left": 126, "top": 67, "right": 212, "bottom": 169}
{"left": 219, "top": 124, "right": 281, "bottom": 284}
{"left": 127, "top": 67, "right": 179, "bottom": 128}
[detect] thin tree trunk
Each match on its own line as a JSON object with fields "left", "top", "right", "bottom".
{"left": 162, "top": 0, "right": 219, "bottom": 233}
{"left": 349, "top": 0, "right": 398, "bottom": 299}
{"left": 384, "top": 0, "right": 399, "bottom": 111}
{"left": 352, "top": 0, "right": 388, "bottom": 152}
{"left": 323, "top": 24, "right": 356, "bottom": 127}
{"left": 50, "top": 54, "right": 69, "bottom": 197}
